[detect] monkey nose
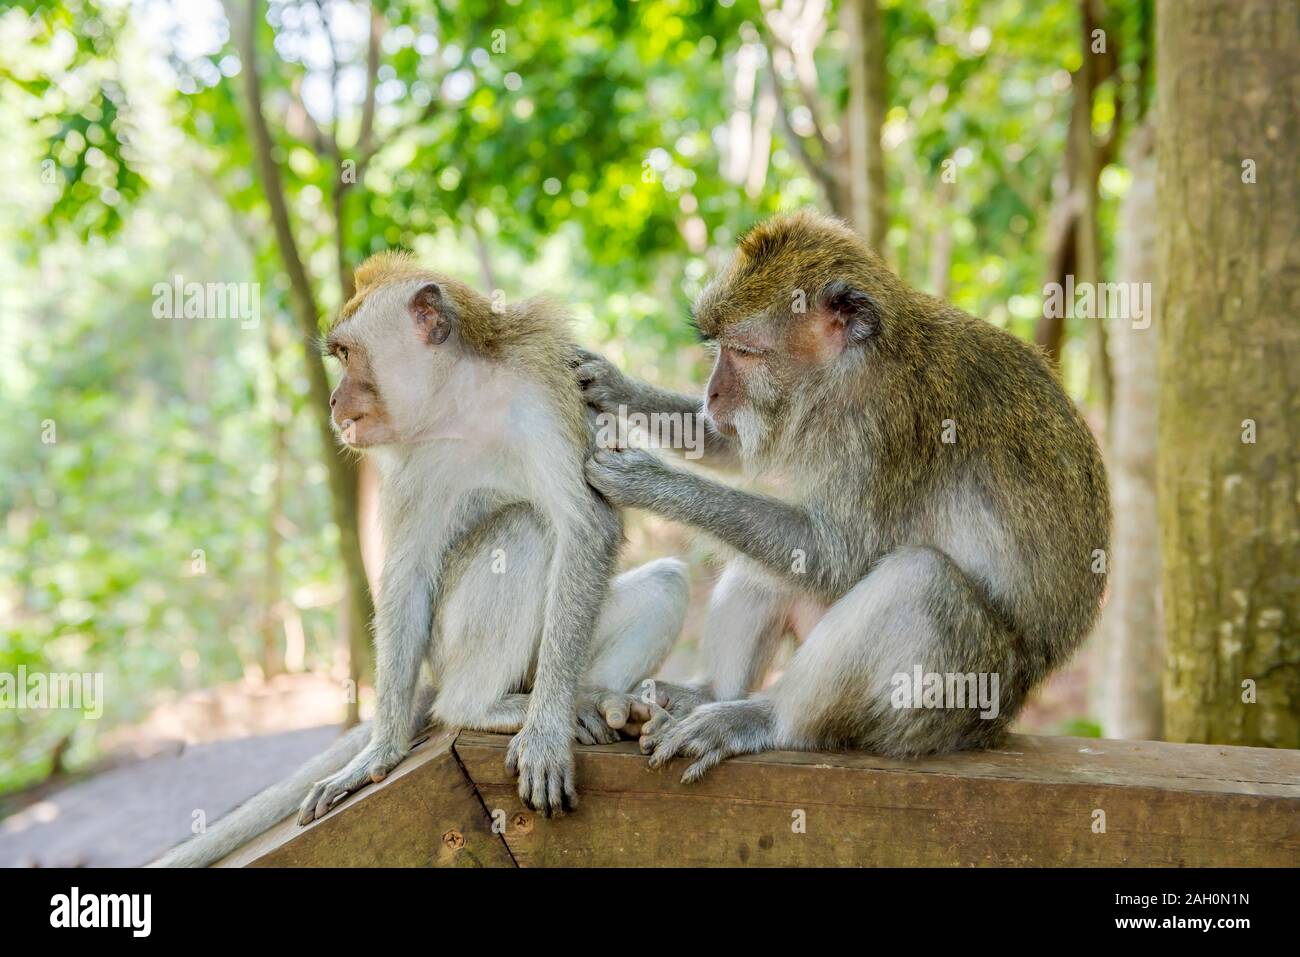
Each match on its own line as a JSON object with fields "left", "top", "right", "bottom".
{"left": 330, "top": 394, "right": 337, "bottom": 407}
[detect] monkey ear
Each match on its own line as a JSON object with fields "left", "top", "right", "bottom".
{"left": 409, "top": 282, "right": 453, "bottom": 345}
{"left": 819, "top": 280, "right": 881, "bottom": 346}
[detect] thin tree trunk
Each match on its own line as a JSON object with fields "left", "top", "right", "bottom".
{"left": 1035, "top": 0, "right": 1113, "bottom": 374}
{"left": 232, "top": 0, "right": 373, "bottom": 726}
{"left": 927, "top": 179, "right": 953, "bottom": 299}
{"left": 1094, "top": 121, "right": 1161, "bottom": 739}
{"left": 331, "top": 174, "right": 381, "bottom": 717}
{"left": 842, "top": 0, "right": 888, "bottom": 251}
{"left": 261, "top": 320, "right": 288, "bottom": 678}
{"left": 1075, "top": 0, "right": 1112, "bottom": 420}
{"left": 467, "top": 210, "right": 497, "bottom": 293}
{"left": 1035, "top": 179, "right": 1075, "bottom": 367}
{"left": 1156, "top": 0, "right": 1299, "bottom": 747}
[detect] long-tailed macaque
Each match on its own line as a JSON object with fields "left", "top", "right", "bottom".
{"left": 579, "top": 210, "right": 1109, "bottom": 782}
{"left": 154, "top": 253, "right": 688, "bottom": 866}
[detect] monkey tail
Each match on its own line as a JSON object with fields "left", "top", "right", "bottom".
{"left": 150, "top": 685, "right": 437, "bottom": 868}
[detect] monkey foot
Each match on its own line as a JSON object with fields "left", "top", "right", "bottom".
{"left": 642, "top": 699, "right": 776, "bottom": 784}
{"left": 297, "top": 742, "right": 405, "bottom": 826}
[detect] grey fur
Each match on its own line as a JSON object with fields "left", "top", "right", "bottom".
{"left": 152, "top": 287, "right": 690, "bottom": 865}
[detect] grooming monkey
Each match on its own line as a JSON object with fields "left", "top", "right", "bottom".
{"left": 580, "top": 210, "right": 1109, "bottom": 780}
{"left": 154, "top": 253, "right": 688, "bottom": 866}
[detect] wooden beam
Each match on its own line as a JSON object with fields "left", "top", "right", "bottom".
{"left": 215, "top": 727, "right": 513, "bottom": 867}
{"left": 454, "top": 732, "right": 1299, "bottom": 867}
{"left": 219, "top": 730, "right": 1299, "bottom": 867}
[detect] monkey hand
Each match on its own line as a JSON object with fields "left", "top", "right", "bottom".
{"left": 596, "top": 680, "right": 715, "bottom": 737}
{"left": 641, "top": 699, "right": 776, "bottom": 784}
{"left": 584, "top": 447, "right": 666, "bottom": 507}
{"left": 505, "top": 719, "right": 578, "bottom": 817}
{"left": 297, "top": 738, "right": 407, "bottom": 825}
{"left": 574, "top": 691, "right": 622, "bottom": 745}
{"left": 573, "top": 347, "right": 633, "bottom": 414}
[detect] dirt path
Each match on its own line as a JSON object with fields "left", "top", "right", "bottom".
{"left": 0, "top": 725, "right": 340, "bottom": 868}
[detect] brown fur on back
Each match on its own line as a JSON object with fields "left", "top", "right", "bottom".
{"left": 696, "top": 210, "right": 1110, "bottom": 686}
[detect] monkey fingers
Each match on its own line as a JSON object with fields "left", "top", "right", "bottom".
{"left": 505, "top": 728, "right": 578, "bottom": 817}
{"left": 297, "top": 743, "right": 404, "bottom": 826}
{"left": 636, "top": 702, "right": 676, "bottom": 754}
{"left": 584, "top": 448, "right": 661, "bottom": 507}
{"left": 575, "top": 697, "right": 621, "bottom": 745}
{"left": 594, "top": 689, "right": 666, "bottom": 737}
{"left": 644, "top": 702, "right": 769, "bottom": 785}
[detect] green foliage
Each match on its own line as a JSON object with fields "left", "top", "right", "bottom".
{"left": 1, "top": 0, "right": 145, "bottom": 239}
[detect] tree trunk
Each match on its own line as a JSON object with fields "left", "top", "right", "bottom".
{"left": 927, "top": 179, "right": 953, "bottom": 299}
{"left": 842, "top": 0, "right": 888, "bottom": 252}
{"left": 1074, "top": 0, "right": 1112, "bottom": 419}
{"left": 331, "top": 174, "right": 379, "bottom": 725}
{"left": 1094, "top": 121, "right": 1161, "bottom": 739}
{"left": 232, "top": 0, "right": 374, "bottom": 726}
{"left": 1035, "top": 0, "right": 1116, "bottom": 377}
{"left": 261, "top": 320, "right": 288, "bottom": 678}
{"left": 1156, "top": 0, "right": 1299, "bottom": 747}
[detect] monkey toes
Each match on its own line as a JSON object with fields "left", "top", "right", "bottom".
{"left": 597, "top": 681, "right": 713, "bottom": 739}
{"left": 297, "top": 744, "right": 405, "bottom": 826}
{"left": 636, "top": 702, "right": 677, "bottom": 754}
{"left": 575, "top": 698, "right": 621, "bottom": 745}
{"left": 642, "top": 701, "right": 775, "bottom": 785}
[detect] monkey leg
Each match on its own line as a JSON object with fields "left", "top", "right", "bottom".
{"left": 701, "top": 557, "right": 797, "bottom": 699}
{"left": 434, "top": 547, "right": 688, "bottom": 746}
{"left": 585, "top": 557, "right": 693, "bottom": 737}
{"left": 427, "top": 509, "right": 550, "bottom": 729}
{"left": 584, "top": 557, "right": 690, "bottom": 692}
{"left": 603, "top": 557, "right": 796, "bottom": 737}
{"left": 643, "top": 546, "right": 1016, "bottom": 782}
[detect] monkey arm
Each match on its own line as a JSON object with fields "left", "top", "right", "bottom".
{"left": 370, "top": 543, "right": 437, "bottom": 751}
{"left": 625, "top": 379, "right": 741, "bottom": 467}
{"left": 528, "top": 497, "right": 622, "bottom": 726}
{"left": 576, "top": 348, "right": 741, "bottom": 471}
{"left": 505, "top": 491, "right": 622, "bottom": 813}
{"left": 586, "top": 449, "right": 857, "bottom": 598}
{"left": 296, "top": 543, "right": 436, "bottom": 825}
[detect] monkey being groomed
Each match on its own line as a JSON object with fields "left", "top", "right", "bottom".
{"left": 580, "top": 210, "right": 1110, "bottom": 782}
{"left": 153, "top": 253, "right": 688, "bottom": 867}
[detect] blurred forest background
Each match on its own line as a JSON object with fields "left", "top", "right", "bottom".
{"left": 1, "top": 0, "right": 1295, "bottom": 803}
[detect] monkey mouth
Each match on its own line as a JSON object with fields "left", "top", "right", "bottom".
{"left": 704, "top": 408, "right": 736, "bottom": 436}
{"left": 335, "top": 414, "right": 366, "bottom": 443}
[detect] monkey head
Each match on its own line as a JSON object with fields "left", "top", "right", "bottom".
{"left": 691, "top": 211, "right": 890, "bottom": 461}
{"left": 324, "top": 251, "right": 582, "bottom": 451}
{"left": 325, "top": 252, "right": 487, "bottom": 448}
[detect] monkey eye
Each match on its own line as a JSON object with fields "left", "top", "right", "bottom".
{"left": 729, "top": 343, "right": 765, "bottom": 358}
{"left": 338, "top": 345, "right": 349, "bottom": 362}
